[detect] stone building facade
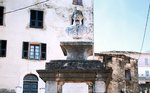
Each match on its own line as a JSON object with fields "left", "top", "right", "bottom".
{"left": 0, "top": 0, "right": 140, "bottom": 93}
{"left": 0, "top": 0, "right": 93, "bottom": 93}
{"left": 37, "top": 51, "right": 139, "bottom": 93}
{"left": 101, "top": 51, "right": 150, "bottom": 93}
{"left": 93, "top": 53, "right": 139, "bottom": 93}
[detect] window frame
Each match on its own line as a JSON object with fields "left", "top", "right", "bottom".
{"left": 22, "top": 42, "right": 46, "bottom": 60}
{"left": 29, "top": 44, "right": 40, "bottom": 60}
{"left": 30, "top": 10, "right": 44, "bottom": 28}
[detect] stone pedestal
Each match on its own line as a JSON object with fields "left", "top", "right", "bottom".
{"left": 45, "top": 81, "right": 57, "bottom": 93}
{"left": 37, "top": 41, "right": 111, "bottom": 93}
{"left": 60, "top": 41, "right": 93, "bottom": 60}
{"left": 94, "top": 81, "right": 106, "bottom": 93}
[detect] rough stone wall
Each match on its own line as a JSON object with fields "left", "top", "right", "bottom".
{"left": 43, "top": 0, "right": 94, "bottom": 39}
{"left": 125, "top": 59, "right": 139, "bottom": 93}
{"left": 95, "top": 54, "right": 139, "bottom": 93}
{"left": 106, "top": 56, "right": 126, "bottom": 93}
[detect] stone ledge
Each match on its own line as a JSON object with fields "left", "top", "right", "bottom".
{"left": 60, "top": 41, "right": 94, "bottom": 45}
{"left": 37, "top": 60, "right": 112, "bottom": 82}
{"left": 46, "top": 60, "right": 105, "bottom": 71}
{"left": 37, "top": 69, "right": 112, "bottom": 82}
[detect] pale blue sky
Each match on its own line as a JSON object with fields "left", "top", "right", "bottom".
{"left": 94, "top": 0, "right": 150, "bottom": 53}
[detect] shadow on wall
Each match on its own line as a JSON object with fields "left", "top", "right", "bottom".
{"left": 0, "top": 89, "right": 15, "bottom": 93}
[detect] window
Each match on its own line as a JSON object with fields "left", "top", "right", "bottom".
{"left": 30, "top": 10, "right": 44, "bottom": 28}
{"left": 22, "top": 42, "right": 46, "bottom": 60}
{"left": 145, "top": 58, "right": 149, "bottom": 65}
{"left": 0, "top": 40, "right": 7, "bottom": 57}
{"left": 23, "top": 74, "right": 38, "bottom": 93}
{"left": 72, "top": 0, "right": 83, "bottom": 6}
{"left": 29, "top": 44, "right": 40, "bottom": 60}
{"left": 125, "top": 69, "right": 131, "bottom": 80}
{"left": 145, "top": 71, "right": 149, "bottom": 77}
{"left": 0, "top": 6, "right": 4, "bottom": 25}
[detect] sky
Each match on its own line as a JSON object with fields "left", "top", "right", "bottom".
{"left": 94, "top": 0, "right": 150, "bottom": 53}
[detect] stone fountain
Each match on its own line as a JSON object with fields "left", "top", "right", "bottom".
{"left": 37, "top": 9, "right": 111, "bottom": 93}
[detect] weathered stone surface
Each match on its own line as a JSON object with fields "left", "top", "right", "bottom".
{"left": 45, "top": 60, "right": 103, "bottom": 71}
{"left": 60, "top": 41, "right": 93, "bottom": 60}
{"left": 37, "top": 52, "right": 139, "bottom": 93}
{"left": 37, "top": 60, "right": 112, "bottom": 82}
{"left": 45, "top": 81, "right": 57, "bottom": 93}
{"left": 94, "top": 53, "right": 139, "bottom": 93}
{"left": 94, "top": 81, "right": 106, "bottom": 92}
{"left": 63, "top": 9, "right": 93, "bottom": 41}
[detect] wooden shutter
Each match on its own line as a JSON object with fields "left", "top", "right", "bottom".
{"left": 0, "top": 40, "right": 7, "bottom": 57}
{"left": 0, "top": 7, "right": 4, "bottom": 25}
{"left": 30, "top": 10, "right": 36, "bottom": 28}
{"left": 22, "top": 42, "right": 29, "bottom": 59}
{"left": 41, "top": 43, "right": 46, "bottom": 60}
{"left": 37, "top": 11, "right": 43, "bottom": 28}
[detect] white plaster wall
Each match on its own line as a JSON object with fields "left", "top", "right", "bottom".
{"left": 0, "top": 0, "right": 93, "bottom": 92}
{"left": 138, "top": 67, "right": 150, "bottom": 76}
{"left": 138, "top": 55, "right": 150, "bottom": 77}
{"left": 126, "top": 54, "right": 150, "bottom": 77}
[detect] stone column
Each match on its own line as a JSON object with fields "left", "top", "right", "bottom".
{"left": 57, "top": 82, "right": 64, "bottom": 93}
{"left": 87, "top": 82, "right": 94, "bottom": 93}
{"left": 94, "top": 81, "right": 106, "bottom": 93}
{"left": 45, "top": 81, "right": 57, "bottom": 93}
{"left": 145, "top": 89, "right": 147, "bottom": 93}
{"left": 107, "top": 81, "right": 119, "bottom": 93}
{"left": 16, "top": 86, "right": 22, "bottom": 93}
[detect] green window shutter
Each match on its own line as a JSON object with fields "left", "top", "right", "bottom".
{"left": 0, "top": 6, "right": 4, "bottom": 25}
{"left": 41, "top": 43, "right": 46, "bottom": 60}
{"left": 0, "top": 40, "right": 7, "bottom": 57}
{"left": 22, "top": 42, "right": 29, "bottom": 59}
